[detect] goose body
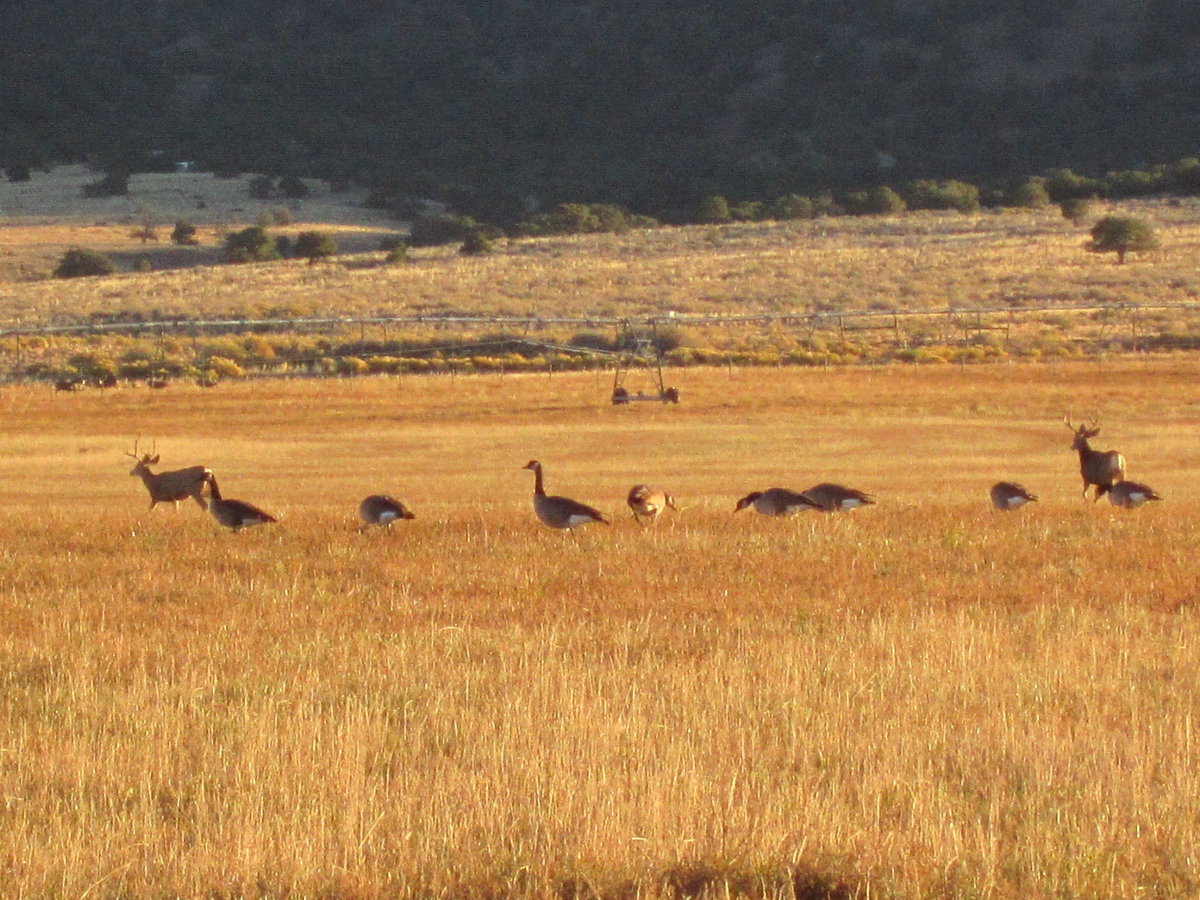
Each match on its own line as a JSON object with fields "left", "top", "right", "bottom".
{"left": 800, "top": 482, "right": 875, "bottom": 512}
{"left": 990, "top": 481, "right": 1038, "bottom": 510}
{"left": 626, "top": 484, "right": 676, "bottom": 523}
{"left": 208, "top": 476, "right": 276, "bottom": 532}
{"left": 359, "top": 494, "right": 416, "bottom": 526}
{"left": 523, "top": 460, "right": 608, "bottom": 530}
{"left": 735, "top": 488, "right": 821, "bottom": 516}
{"left": 1107, "top": 480, "right": 1161, "bottom": 508}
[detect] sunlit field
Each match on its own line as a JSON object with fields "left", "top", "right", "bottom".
{"left": 2, "top": 360, "right": 1199, "bottom": 899}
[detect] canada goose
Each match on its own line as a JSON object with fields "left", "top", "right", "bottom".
{"left": 207, "top": 476, "right": 276, "bottom": 532}
{"left": 800, "top": 482, "right": 876, "bottom": 512}
{"left": 626, "top": 484, "right": 676, "bottom": 523}
{"left": 1066, "top": 416, "right": 1126, "bottom": 501}
{"left": 990, "top": 481, "right": 1038, "bottom": 510}
{"left": 734, "top": 488, "right": 821, "bottom": 516}
{"left": 359, "top": 494, "right": 416, "bottom": 527}
{"left": 523, "top": 460, "right": 608, "bottom": 530}
{"left": 1107, "top": 480, "right": 1162, "bottom": 508}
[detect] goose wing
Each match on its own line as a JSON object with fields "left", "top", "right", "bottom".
{"left": 536, "top": 493, "right": 609, "bottom": 528}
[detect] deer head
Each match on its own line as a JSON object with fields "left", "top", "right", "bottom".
{"left": 1064, "top": 414, "right": 1101, "bottom": 450}
{"left": 124, "top": 438, "right": 160, "bottom": 475}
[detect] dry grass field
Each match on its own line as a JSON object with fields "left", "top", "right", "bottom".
{"left": 2, "top": 361, "right": 1200, "bottom": 899}
{"left": 3, "top": 167, "right": 1200, "bottom": 332}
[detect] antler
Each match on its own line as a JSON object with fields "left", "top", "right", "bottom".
{"left": 1063, "top": 413, "right": 1076, "bottom": 431}
{"left": 124, "top": 436, "right": 141, "bottom": 459}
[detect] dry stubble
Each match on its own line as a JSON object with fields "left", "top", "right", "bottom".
{"left": 1, "top": 362, "right": 1199, "bottom": 899}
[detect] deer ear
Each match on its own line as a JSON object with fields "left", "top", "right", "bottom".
{"left": 150, "top": 454, "right": 160, "bottom": 464}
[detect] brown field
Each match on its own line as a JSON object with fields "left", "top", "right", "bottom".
{"left": 2, "top": 360, "right": 1200, "bottom": 899}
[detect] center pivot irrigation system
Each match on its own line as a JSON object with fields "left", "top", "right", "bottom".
{"left": 608, "top": 320, "right": 680, "bottom": 405}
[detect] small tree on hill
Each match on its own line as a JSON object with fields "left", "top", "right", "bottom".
{"left": 278, "top": 175, "right": 309, "bottom": 199}
{"left": 460, "top": 229, "right": 493, "bottom": 255}
{"left": 54, "top": 248, "right": 116, "bottom": 278}
{"left": 697, "top": 195, "right": 731, "bottom": 223}
{"left": 294, "top": 230, "right": 338, "bottom": 263}
{"left": 172, "top": 221, "right": 200, "bottom": 245}
{"left": 1006, "top": 179, "right": 1050, "bottom": 209}
{"left": 1060, "top": 198, "right": 1093, "bottom": 226}
{"left": 1087, "top": 216, "right": 1159, "bottom": 264}
{"left": 224, "top": 226, "right": 281, "bottom": 263}
{"left": 82, "top": 169, "right": 130, "bottom": 198}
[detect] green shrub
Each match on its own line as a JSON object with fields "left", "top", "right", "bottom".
{"left": 224, "top": 226, "right": 281, "bottom": 263}
{"left": 770, "top": 194, "right": 816, "bottom": 219}
{"left": 696, "top": 196, "right": 731, "bottom": 223}
{"left": 278, "top": 175, "right": 309, "bottom": 199}
{"left": 1006, "top": 179, "right": 1050, "bottom": 208}
{"left": 248, "top": 175, "right": 275, "bottom": 199}
{"left": 171, "top": 221, "right": 200, "bottom": 245}
{"left": 82, "top": 170, "right": 129, "bottom": 197}
{"left": 903, "top": 179, "right": 981, "bottom": 213}
{"left": 460, "top": 229, "right": 493, "bottom": 255}
{"left": 294, "top": 230, "right": 338, "bottom": 262}
{"left": 1060, "top": 197, "right": 1093, "bottom": 225}
{"left": 408, "top": 214, "right": 483, "bottom": 247}
{"left": 1044, "top": 168, "right": 1103, "bottom": 202}
{"left": 54, "top": 248, "right": 116, "bottom": 278}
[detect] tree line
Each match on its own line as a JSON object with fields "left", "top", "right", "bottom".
{"left": 3, "top": 0, "right": 1199, "bottom": 218}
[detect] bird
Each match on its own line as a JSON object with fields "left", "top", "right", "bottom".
{"left": 799, "top": 482, "right": 876, "bottom": 512}
{"left": 522, "top": 460, "right": 608, "bottom": 530}
{"left": 1107, "top": 480, "right": 1162, "bottom": 508}
{"left": 626, "top": 484, "right": 676, "bottom": 523}
{"left": 990, "top": 481, "right": 1039, "bottom": 511}
{"left": 207, "top": 475, "right": 277, "bottom": 532}
{"left": 359, "top": 494, "right": 416, "bottom": 527}
{"left": 734, "top": 488, "right": 822, "bottom": 516}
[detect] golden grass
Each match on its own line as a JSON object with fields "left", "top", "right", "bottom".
{"left": 2, "top": 361, "right": 1200, "bottom": 898}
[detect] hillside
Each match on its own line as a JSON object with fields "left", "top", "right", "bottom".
{"left": 2, "top": 0, "right": 1199, "bottom": 215}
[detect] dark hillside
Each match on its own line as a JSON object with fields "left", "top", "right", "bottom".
{"left": 1, "top": 0, "right": 1198, "bottom": 212}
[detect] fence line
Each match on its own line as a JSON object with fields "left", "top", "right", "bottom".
{"left": 2, "top": 300, "right": 1199, "bottom": 340}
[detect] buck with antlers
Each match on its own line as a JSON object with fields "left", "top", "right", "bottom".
{"left": 1065, "top": 415, "right": 1126, "bottom": 501}
{"left": 126, "top": 440, "right": 214, "bottom": 510}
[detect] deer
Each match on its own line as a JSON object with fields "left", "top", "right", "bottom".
{"left": 125, "top": 440, "right": 214, "bottom": 510}
{"left": 1065, "top": 415, "right": 1126, "bottom": 501}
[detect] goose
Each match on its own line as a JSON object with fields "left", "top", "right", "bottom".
{"left": 990, "top": 481, "right": 1038, "bottom": 511}
{"left": 359, "top": 494, "right": 416, "bottom": 527}
{"left": 207, "top": 476, "right": 277, "bottom": 532}
{"left": 800, "top": 482, "right": 875, "bottom": 512}
{"left": 1107, "top": 480, "right": 1162, "bottom": 508}
{"left": 626, "top": 484, "right": 676, "bottom": 523}
{"left": 523, "top": 460, "right": 608, "bottom": 530}
{"left": 734, "top": 488, "right": 821, "bottom": 516}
